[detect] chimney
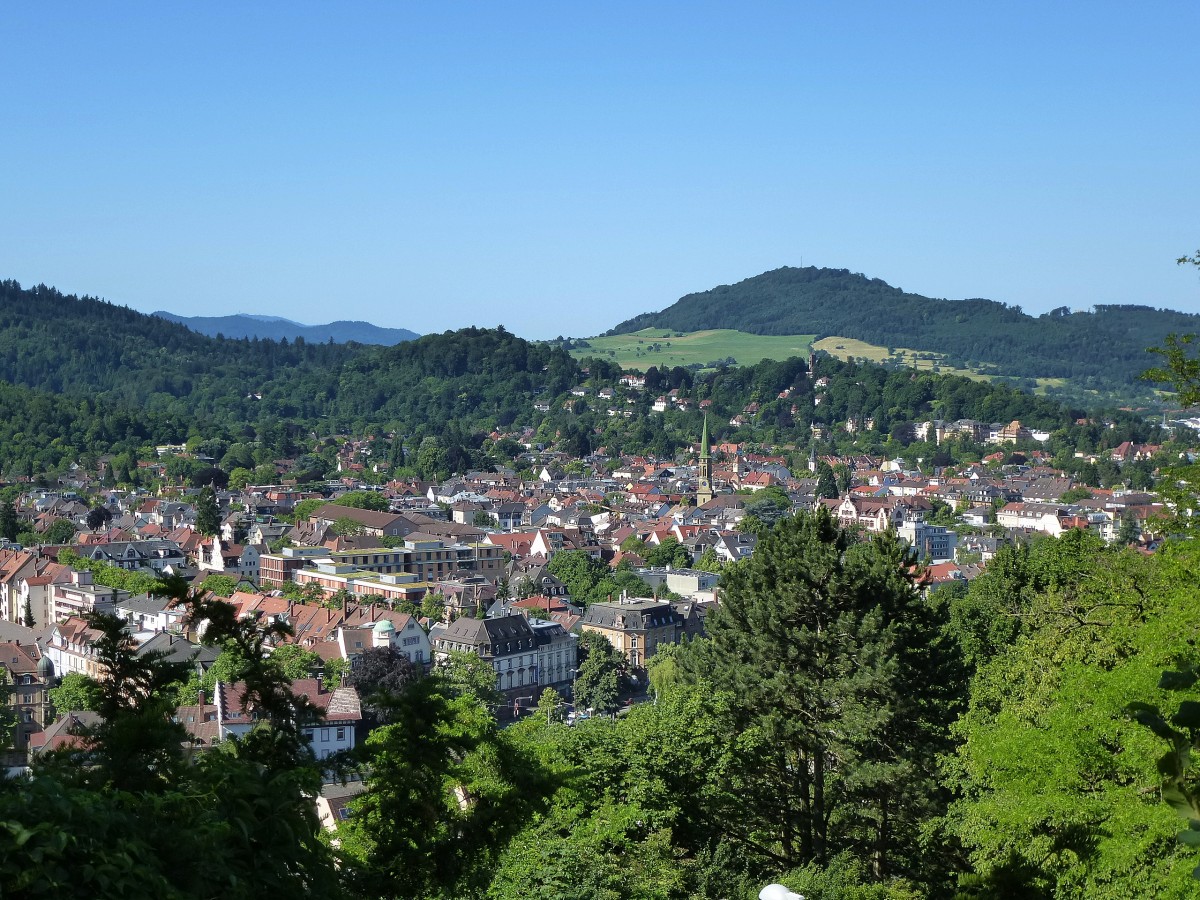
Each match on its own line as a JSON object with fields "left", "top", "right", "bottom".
{"left": 197, "top": 689, "right": 206, "bottom": 707}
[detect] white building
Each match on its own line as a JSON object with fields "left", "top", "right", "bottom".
{"left": 211, "top": 678, "right": 361, "bottom": 760}
{"left": 51, "top": 570, "right": 125, "bottom": 624}
{"left": 337, "top": 616, "right": 431, "bottom": 668}
{"left": 528, "top": 618, "right": 578, "bottom": 691}
{"left": 896, "top": 521, "right": 957, "bottom": 563}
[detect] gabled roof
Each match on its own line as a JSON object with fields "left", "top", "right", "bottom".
{"left": 583, "top": 599, "right": 680, "bottom": 631}
{"left": 313, "top": 504, "right": 404, "bottom": 530}
{"left": 0, "top": 641, "right": 41, "bottom": 677}
{"left": 30, "top": 710, "right": 102, "bottom": 753}
{"left": 216, "top": 678, "right": 362, "bottom": 726}
{"left": 137, "top": 632, "right": 220, "bottom": 668}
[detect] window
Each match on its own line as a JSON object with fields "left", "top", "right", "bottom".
{"left": 336, "top": 727, "right": 346, "bottom": 742}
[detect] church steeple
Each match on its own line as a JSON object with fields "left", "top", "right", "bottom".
{"left": 696, "top": 416, "right": 713, "bottom": 507}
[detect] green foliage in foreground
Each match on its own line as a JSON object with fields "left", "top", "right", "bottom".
{"left": 12, "top": 520, "right": 1200, "bottom": 898}
{"left": 944, "top": 540, "right": 1200, "bottom": 897}
{"left": 0, "top": 595, "right": 337, "bottom": 900}
{"left": 47, "top": 671, "right": 101, "bottom": 714}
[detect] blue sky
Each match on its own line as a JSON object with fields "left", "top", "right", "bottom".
{"left": 3, "top": 2, "right": 1197, "bottom": 338}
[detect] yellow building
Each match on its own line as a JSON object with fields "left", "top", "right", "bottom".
{"left": 581, "top": 597, "right": 681, "bottom": 668}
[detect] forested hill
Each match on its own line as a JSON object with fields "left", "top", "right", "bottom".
{"left": 0, "top": 278, "right": 1167, "bottom": 484}
{"left": 153, "top": 311, "right": 419, "bottom": 345}
{"left": 0, "top": 280, "right": 355, "bottom": 415}
{"left": 0, "top": 282, "right": 574, "bottom": 433}
{"left": 608, "top": 266, "right": 1200, "bottom": 392}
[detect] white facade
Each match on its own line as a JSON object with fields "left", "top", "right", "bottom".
{"left": 896, "top": 521, "right": 957, "bottom": 563}
{"left": 529, "top": 619, "right": 578, "bottom": 689}
{"left": 365, "top": 617, "right": 430, "bottom": 666}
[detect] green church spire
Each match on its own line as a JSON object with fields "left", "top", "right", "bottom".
{"left": 696, "top": 415, "right": 713, "bottom": 506}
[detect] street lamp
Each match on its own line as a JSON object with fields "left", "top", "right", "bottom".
{"left": 759, "top": 885, "right": 804, "bottom": 900}
{"left": 512, "top": 694, "right": 534, "bottom": 717}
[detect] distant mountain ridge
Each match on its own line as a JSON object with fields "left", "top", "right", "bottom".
{"left": 608, "top": 266, "right": 1200, "bottom": 398}
{"left": 153, "top": 311, "right": 418, "bottom": 345}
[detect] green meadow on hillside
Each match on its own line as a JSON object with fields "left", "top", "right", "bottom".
{"left": 813, "top": 336, "right": 1072, "bottom": 394}
{"left": 570, "top": 328, "right": 815, "bottom": 370}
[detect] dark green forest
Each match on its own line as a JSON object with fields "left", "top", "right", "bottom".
{"left": 607, "top": 266, "right": 1198, "bottom": 399}
{"left": 0, "top": 280, "right": 1166, "bottom": 483}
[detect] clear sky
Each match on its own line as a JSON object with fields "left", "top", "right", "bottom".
{"left": 3, "top": 2, "right": 1198, "bottom": 339}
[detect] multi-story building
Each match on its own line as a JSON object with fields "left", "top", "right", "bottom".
{"left": 336, "top": 615, "right": 431, "bottom": 668}
{"left": 431, "top": 614, "right": 539, "bottom": 695}
{"left": 51, "top": 570, "right": 126, "bottom": 623}
{"left": 635, "top": 566, "right": 719, "bottom": 598}
{"left": 0, "top": 549, "right": 40, "bottom": 623}
{"left": 45, "top": 616, "right": 107, "bottom": 679}
{"left": 528, "top": 618, "right": 578, "bottom": 691}
{"left": 257, "top": 546, "right": 328, "bottom": 587}
{"left": 283, "top": 537, "right": 504, "bottom": 601}
{"left": 895, "top": 521, "right": 957, "bottom": 563}
{"left": 0, "top": 641, "right": 53, "bottom": 750}
{"left": 180, "top": 678, "right": 362, "bottom": 761}
{"left": 581, "top": 597, "right": 682, "bottom": 669}
{"left": 79, "top": 540, "right": 187, "bottom": 572}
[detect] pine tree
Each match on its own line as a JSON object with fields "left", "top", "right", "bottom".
{"left": 0, "top": 498, "right": 18, "bottom": 542}
{"left": 1117, "top": 510, "right": 1141, "bottom": 545}
{"left": 683, "top": 506, "right": 962, "bottom": 876}
{"left": 815, "top": 461, "right": 839, "bottom": 499}
{"left": 22, "top": 597, "right": 34, "bottom": 628}
{"left": 195, "top": 486, "right": 220, "bottom": 537}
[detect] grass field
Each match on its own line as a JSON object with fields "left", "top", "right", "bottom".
{"left": 570, "top": 328, "right": 815, "bottom": 371}
{"left": 811, "top": 337, "right": 986, "bottom": 380}
{"left": 813, "top": 337, "right": 1070, "bottom": 393}
{"left": 573, "top": 329, "right": 1070, "bottom": 395}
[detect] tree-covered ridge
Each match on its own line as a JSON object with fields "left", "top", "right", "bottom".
{"left": 0, "top": 277, "right": 1163, "bottom": 488}
{"left": 153, "top": 310, "right": 419, "bottom": 345}
{"left": 331, "top": 326, "right": 578, "bottom": 428}
{"left": 0, "top": 325, "right": 1157, "bottom": 485}
{"left": 0, "top": 279, "right": 366, "bottom": 435}
{"left": 0, "top": 283, "right": 567, "bottom": 429}
{"left": 606, "top": 266, "right": 1200, "bottom": 393}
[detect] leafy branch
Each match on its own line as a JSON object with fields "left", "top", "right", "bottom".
{"left": 1127, "top": 666, "right": 1200, "bottom": 878}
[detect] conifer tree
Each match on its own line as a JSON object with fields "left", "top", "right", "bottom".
{"left": 683, "top": 507, "right": 962, "bottom": 877}
{"left": 815, "top": 461, "right": 839, "bottom": 499}
{"left": 0, "top": 498, "right": 18, "bottom": 542}
{"left": 195, "top": 486, "right": 220, "bottom": 537}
